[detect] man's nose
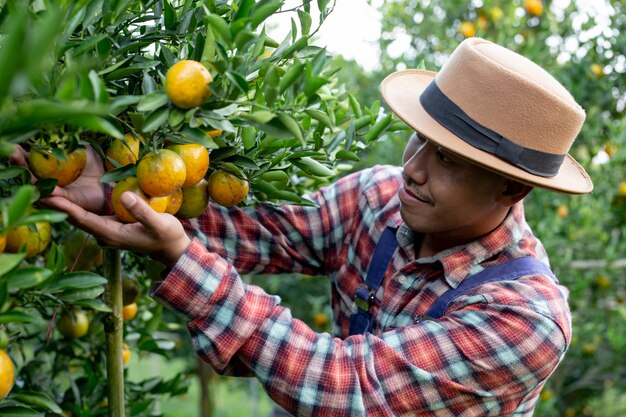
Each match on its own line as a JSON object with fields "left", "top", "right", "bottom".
{"left": 403, "top": 143, "right": 429, "bottom": 185}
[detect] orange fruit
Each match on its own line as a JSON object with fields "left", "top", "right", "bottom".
{"left": 164, "top": 188, "right": 183, "bottom": 215}
{"left": 524, "top": 0, "right": 543, "bottom": 17}
{"left": 206, "top": 129, "right": 223, "bottom": 138}
{"left": 5, "top": 222, "right": 51, "bottom": 258}
{"left": 122, "top": 277, "right": 142, "bottom": 306}
{"left": 136, "top": 150, "right": 186, "bottom": 197}
{"left": 105, "top": 134, "right": 141, "bottom": 171}
{"left": 122, "top": 343, "right": 131, "bottom": 366}
{"left": 207, "top": 170, "right": 249, "bottom": 207}
{"left": 618, "top": 181, "right": 626, "bottom": 197}
{"left": 28, "top": 147, "right": 87, "bottom": 186}
{"left": 312, "top": 312, "right": 328, "bottom": 327}
{"left": 0, "top": 233, "right": 6, "bottom": 254}
{"left": 489, "top": 7, "right": 504, "bottom": 21}
{"left": 556, "top": 205, "right": 568, "bottom": 218}
{"left": 476, "top": 16, "right": 488, "bottom": 32}
{"left": 57, "top": 310, "right": 89, "bottom": 339}
{"left": 539, "top": 389, "right": 553, "bottom": 402}
{"left": 122, "top": 302, "right": 137, "bottom": 321}
{"left": 595, "top": 274, "right": 610, "bottom": 289}
{"left": 166, "top": 143, "right": 210, "bottom": 187}
{"left": 111, "top": 177, "right": 168, "bottom": 223}
{"left": 165, "top": 60, "right": 213, "bottom": 109}
{"left": 591, "top": 63, "right": 603, "bottom": 78}
{"left": 459, "top": 21, "right": 475, "bottom": 38}
{"left": 0, "top": 349, "right": 15, "bottom": 399}
{"left": 63, "top": 229, "right": 103, "bottom": 271}
{"left": 176, "top": 179, "right": 209, "bottom": 219}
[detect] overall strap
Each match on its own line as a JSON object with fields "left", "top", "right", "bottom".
{"left": 348, "top": 227, "right": 398, "bottom": 336}
{"left": 423, "top": 256, "right": 556, "bottom": 320}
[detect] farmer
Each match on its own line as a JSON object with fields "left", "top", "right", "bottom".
{"left": 15, "top": 38, "right": 592, "bottom": 416}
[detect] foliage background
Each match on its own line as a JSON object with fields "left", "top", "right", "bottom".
{"left": 1, "top": 0, "right": 626, "bottom": 416}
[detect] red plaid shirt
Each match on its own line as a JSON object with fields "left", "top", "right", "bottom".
{"left": 151, "top": 165, "right": 571, "bottom": 416}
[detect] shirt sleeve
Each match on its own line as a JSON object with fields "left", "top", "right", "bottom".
{"left": 151, "top": 240, "right": 567, "bottom": 416}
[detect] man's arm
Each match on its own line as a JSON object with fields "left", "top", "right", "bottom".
{"left": 153, "top": 242, "right": 567, "bottom": 416}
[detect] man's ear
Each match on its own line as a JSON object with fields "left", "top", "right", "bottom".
{"left": 497, "top": 180, "right": 533, "bottom": 207}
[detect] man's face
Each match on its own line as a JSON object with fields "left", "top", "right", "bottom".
{"left": 399, "top": 133, "right": 508, "bottom": 243}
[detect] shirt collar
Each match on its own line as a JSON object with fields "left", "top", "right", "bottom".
{"left": 396, "top": 202, "right": 528, "bottom": 288}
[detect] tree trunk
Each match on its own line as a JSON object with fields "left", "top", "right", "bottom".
{"left": 198, "top": 357, "right": 213, "bottom": 417}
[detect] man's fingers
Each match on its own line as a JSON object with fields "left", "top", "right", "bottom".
{"left": 45, "top": 196, "right": 124, "bottom": 245}
{"left": 121, "top": 192, "right": 162, "bottom": 230}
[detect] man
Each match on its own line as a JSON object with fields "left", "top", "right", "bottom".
{"left": 23, "top": 38, "right": 592, "bottom": 416}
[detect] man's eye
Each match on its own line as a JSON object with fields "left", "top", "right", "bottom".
{"left": 436, "top": 148, "right": 451, "bottom": 163}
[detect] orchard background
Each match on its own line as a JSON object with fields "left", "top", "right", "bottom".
{"left": 0, "top": 1, "right": 625, "bottom": 417}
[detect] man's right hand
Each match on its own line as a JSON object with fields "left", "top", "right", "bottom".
{"left": 10, "top": 145, "right": 106, "bottom": 213}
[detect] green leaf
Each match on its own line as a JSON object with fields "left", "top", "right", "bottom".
{"left": 225, "top": 71, "right": 249, "bottom": 93}
{"left": 305, "top": 109, "right": 332, "bottom": 128}
{"left": 259, "top": 170, "right": 289, "bottom": 183}
{"left": 250, "top": 0, "right": 283, "bottom": 29}
{"left": 246, "top": 111, "right": 275, "bottom": 125}
{"left": 336, "top": 149, "right": 360, "bottom": 162}
{"left": 142, "top": 107, "right": 170, "bottom": 132}
{"left": 137, "top": 91, "right": 169, "bottom": 112}
{"left": 10, "top": 391, "right": 62, "bottom": 414}
{"left": 0, "top": 7, "right": 25, "bottom": 105}
{"left": 7, "top": 186, "right": 36, "bottom": 227}
{"left": 277, "top": 113, "right": 303, "bottom": 143}
{"left": 45, "top": 271, "right": 107, "bottom": 292}
{"left": 0, "top": 167, "right": 28, "bottom": 180}
{"left": 0, "top": 254, "right": 26, "bottom": 277}
{"left": 206, "top": 14, "right": 232, "bottom": 44}
{"left": 15, "top": 210, "right": 67, "bottom": 226}
{"left": 163, "top": 0, "right": 176, "bottom": 30}
{"left": 0, "top": 406, "right": 43, "bottom": 417}
{"left": 292, "top": 156, "right": 334, "bottom": 177}
{"left": 88, "top": 70, "right": 109, "bottom": 104}
{"left": 5, "top": 267, "right": 53, "bottom": 290}
{"left": 241, "top": 126, "right": 257, "bottom": 150}
{"left": 222, "top": 155, "right": 260, "bottom": 170}
{"left": 73, "top": 299, "right": 112, "bottom": 312}
{"left": 99, "top": 164, "right": 136, "bottom": 183}
{"left": 142, "top": 71, "right": 157, "bottom": 95}
{"left": 0, "top": 310, "right": 38, "bottom": 324}
{"left": 59, "top": 286, "right": 105, "bottom": 303}
{"left": 298, "top": 10, "right": 312, "bottom": 36}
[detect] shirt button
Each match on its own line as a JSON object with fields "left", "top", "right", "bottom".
{"left": 398, "top": 275, "right": 407, "bottom": 284}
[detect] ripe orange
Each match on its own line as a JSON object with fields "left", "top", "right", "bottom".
{"left": 618, "top": 181, "right": 626, "bottom": 197}
{"left": 123, "top": 302, "right": 138, "bottom": 321}
{"left": 165, "top": 60, "right": 213, "bottom": 109}
{"left": 539, "top": 389, "right": 553, "bottom": 402}
{"left": 459, "top": 21, "right": 476, "bottom": 38}
{"left": 556, "top": 205, "right": 568, "bottom": 218}
{"left": 164, "top": 188, "right": 184, "bottom": 215}
{"left": 524, "top": 0, "right": 543, "bottom": 17}
{"left": 0, "top": 233, "right": 6, "bottom": 254}
{"left": 0, "top": 349, "right": 14, "bottom": 399}
{"left": 595, "top": 274, "right": 610, "bottom": 289}
{"left": 476, "top": 16, "right": 488, "bottom": 32}
{"left": 136, "top": 149, "right": 186, "bottom": 197}
{"left": 5, "top": 222, "right": 51, "bottom": 258}
{"left": 57, "top": 310, "right": 89, "bottom": 339}
{"left": 111, "top": 177, "right": 168, "bottom": 223}
{"left": 166, "top": 143, "right": 210, "bottom": 187}
{"left": 122, "top": 343, "right": 131, "bottom": 366}
{"left": 591, "top": 63, "right": 604, "bottom": 78}
{"left": 312, "top": 312, "right": 329, "bottom": 327}
{"left": 28, "top": 147, "right": 87, "bottom": 186}
{"left": 176, "top": 179, "right": 209, "bottom": 219}
{"left": 206, "top": 129, "right": 223, "bottom": 138}
{"left": 207, "top": 170, "right": 249, "bottom": 207}
{"left": 105, "top": 134, "right": 141, "bottom": 171}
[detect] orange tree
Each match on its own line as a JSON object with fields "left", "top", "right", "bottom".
{"left": 351, "top": 0, "right": 626, "bottom": 416}
{"left": 0, "top": 0, "right": 397, "bottom": 415}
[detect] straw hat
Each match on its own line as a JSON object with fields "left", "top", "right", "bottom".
{"left": 380, "top": 37, "right": 593, "bottom": 194}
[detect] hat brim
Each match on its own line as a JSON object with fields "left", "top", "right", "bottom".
{"left": 381, "top": 69, "right": 593, "bottom": 194}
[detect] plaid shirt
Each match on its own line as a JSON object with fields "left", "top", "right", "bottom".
{"left": 151, "top": 165, "right": 571, "bottom": 416}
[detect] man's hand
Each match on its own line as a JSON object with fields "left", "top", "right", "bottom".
{"left": 44, "top": 191, "right": 191, "bottom": 267}
{"left": 10, "top": 145, "right": 106, "bottom": 213}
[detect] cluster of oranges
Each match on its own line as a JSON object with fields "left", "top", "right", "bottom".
{"left": 458, "top": 1, "right": 544, "bottom": 39}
